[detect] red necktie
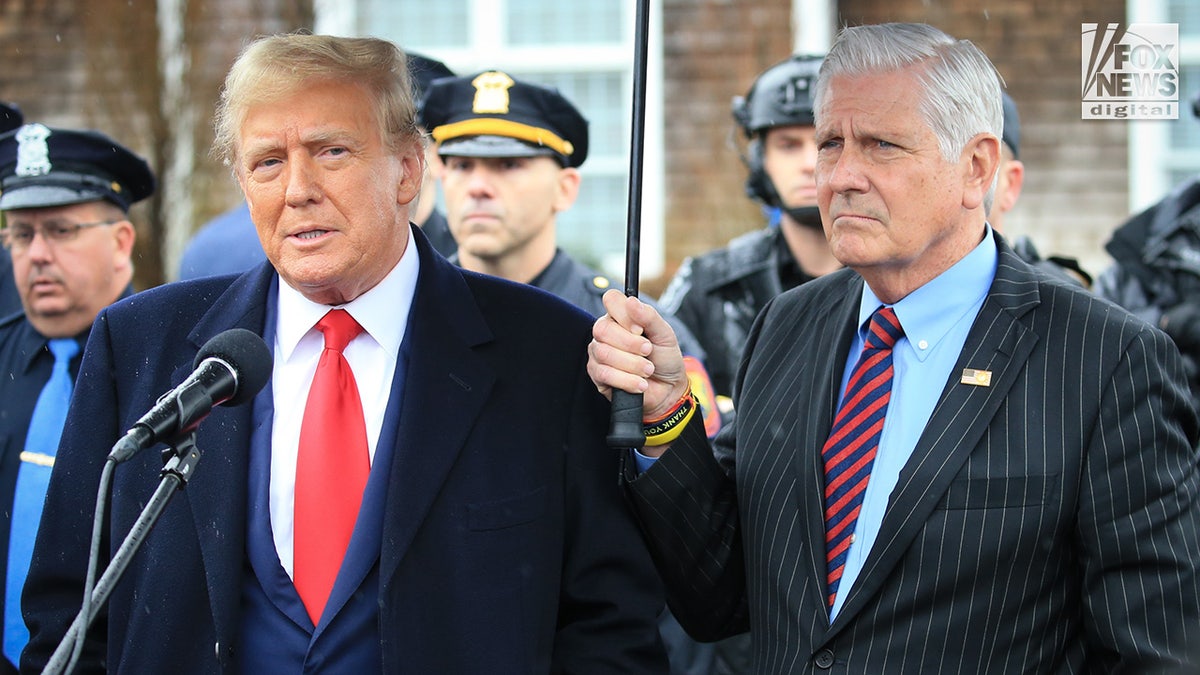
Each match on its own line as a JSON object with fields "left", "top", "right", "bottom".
{"left": 822, "top": 306, "right": 903, "bottom": 610}
{"left": 294, "top": 309, "right": 370, "bottom": 624}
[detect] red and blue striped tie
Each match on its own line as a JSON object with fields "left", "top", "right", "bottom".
{"left": 822, "top": 306, "right": 904, "bottom": 610}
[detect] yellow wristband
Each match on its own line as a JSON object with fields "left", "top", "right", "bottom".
{"left": 643, "top": 389, "right": 696, "bottom": 446}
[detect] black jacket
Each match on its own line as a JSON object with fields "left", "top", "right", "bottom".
{"left": 658, "top": 227, "right": 807, "bottom": 399}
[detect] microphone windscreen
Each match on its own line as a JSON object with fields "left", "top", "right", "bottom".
{"left": 193, "top": 328, "right": 273, "bottom": 406}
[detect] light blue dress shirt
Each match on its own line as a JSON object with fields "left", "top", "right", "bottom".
{"left": 829, "top": 229, "right": 996, "bottom": 618}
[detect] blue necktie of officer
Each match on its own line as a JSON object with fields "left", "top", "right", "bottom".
{"left": 4, "top": 337, "right": 79, "bottom": 665}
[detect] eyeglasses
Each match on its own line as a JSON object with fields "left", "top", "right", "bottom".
{"left": 0, "top": 219, "right": 121, "bottom": 252}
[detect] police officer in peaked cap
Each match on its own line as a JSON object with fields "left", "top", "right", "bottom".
{"left": 0, "top": 103, "right": 24, "bottom": 317}
{"left": 419, "top": 70, "right": 600, "bottom": 308}
{"left": 0, "top": 122, "right": 153, "bottom": 671}
{"left": 421, "top": 71, "right": 718, "bottom": 425}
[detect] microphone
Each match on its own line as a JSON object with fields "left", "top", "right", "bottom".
{"left": 108, "top": 328, "right": 272, "bottom": 462}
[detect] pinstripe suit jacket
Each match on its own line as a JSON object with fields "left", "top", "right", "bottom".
{"left": 626, "top": 235, "right": 1200, "bottom": 673}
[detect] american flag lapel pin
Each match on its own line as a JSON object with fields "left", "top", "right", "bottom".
{"left": 960, "top": 368, "right": 992, "bottom": 387}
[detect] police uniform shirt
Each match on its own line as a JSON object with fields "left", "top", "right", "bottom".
{"left": 418, "top": 209, "right": 458, "bottom": 260}
{"left": 527, "top": 249, "right": 612, "bottom": 317}
{"left": 0, "top": 314, "right": 85, "bottom": 654}
{"left": 774, "top": 225, "right": 816, "bottom": 293}
{"left": 525, "top": 250, "right": 711, "bottom": 373}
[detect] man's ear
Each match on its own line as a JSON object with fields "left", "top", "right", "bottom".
{"left": 111, "top": 219, "right": 137, "bottom": 271}
{"left": 962, "top": 133, "right": 1001, "bottom": 211}
{"left": 995, "top": 158, "right": 1025, "bottom": 214}
{"left": 397, "top": 140, "right": 426, "bottom": 205}
{"left": 553, "top": 167, "right": 582, "bottom": 213}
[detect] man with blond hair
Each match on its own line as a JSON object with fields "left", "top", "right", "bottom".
{"left": 22, "top": 33, "right": 667, "bottom": 673}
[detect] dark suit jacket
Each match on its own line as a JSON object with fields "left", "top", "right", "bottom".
{"left": 21, "top": 227, "right": 668, "bottom": 673}
{"left": 626, "top": 235, "right": 1200, "bottom": 673}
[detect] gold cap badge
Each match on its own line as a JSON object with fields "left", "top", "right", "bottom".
{"left": 472, "top": 71, "right": 515, "bottom": 114}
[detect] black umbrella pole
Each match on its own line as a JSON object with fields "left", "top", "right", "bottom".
{"left": 607, "top": 0, "right": 652, "bottom": 449}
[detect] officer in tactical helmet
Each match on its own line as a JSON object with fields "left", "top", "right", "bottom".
{"left": 659, "top": 55, "right": 841, "bottom": 414}
{"left": 655, "top": 55, "right": 844, "bottom": 675}
{"left": 1096, "top": 88, "right": 1200, "bottom": 400}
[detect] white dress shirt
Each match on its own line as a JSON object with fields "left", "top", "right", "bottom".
{"left": 268, "top": 231, "right": 420, "bottom": 578}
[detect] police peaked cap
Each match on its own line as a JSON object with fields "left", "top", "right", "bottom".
{"left": 0, "top": 123, "right": 156, "bottom": 212}
{"left": 0, "top": 102, "right": 22, "bottom": 135}
{"left": 1000, "top": 91, "right": 1020, "bottom": 159}
{"left": 407, "top": 52, "right": 455, "bottom": 103}
{"left": 420, "top": 70, "right": 589, "bottom": 168}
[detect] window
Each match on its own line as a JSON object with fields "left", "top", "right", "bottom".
{"left": 315, "top": 0, "right": 664, "bottom": 280}
{"left": 1128, "top": 0, "right": 1200, "bottom": 210}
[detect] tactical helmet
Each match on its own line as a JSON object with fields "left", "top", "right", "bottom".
{"left": 732, "top": 54, "right": 821, "bottom": 137}
{"left": 731, "top": 55, "right": 822, "bottom": 224}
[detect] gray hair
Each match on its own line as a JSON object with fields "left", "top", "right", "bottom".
{"left": 213, "top": 32, "right": 422, "bottom": 167}
{"left": 814, "top": 23, "right": 1004, "bottom": 208}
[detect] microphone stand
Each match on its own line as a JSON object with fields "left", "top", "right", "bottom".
{"left": 42, "top": 435, "right": 203, "bottom": 675}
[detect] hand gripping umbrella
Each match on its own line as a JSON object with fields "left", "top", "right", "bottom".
{"left": 607, "top": 0, "right": 652, "bottom": 448}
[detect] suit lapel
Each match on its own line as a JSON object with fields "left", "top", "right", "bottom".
{"left": 790, "top": 273, "right": 864, "bottom": 626}
{"left": 180, "top": 264, "right": 276, "bottom": 649}
{"left": 379, "top": 239, "right": 496, "bottom": 586}
{"left": 830, "top": 242, "right": 1042, "bottom": 630}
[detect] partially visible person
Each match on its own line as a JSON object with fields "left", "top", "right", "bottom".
{"left": 421, "top": 70, "right": 719, "bottom": 673}
{"left": 658, "top": 55, "right": 840, "bottom": 420}
{"left": 178, "top": 52, "right": 458, "bottom": 280}
{"left": 21, "top": 34, "right": 668, "bottom": 673}
{"left": 588, "top": 22, "right": 1200, "bottom": 672}
{"left": 989, "top": 91, "right": 1091, "bottom": 288}
{"left": 175, "top": 200, "right": 261, "bottom": 279}
{"left": 985, "top": 91, "right": 1023, "bottom": 235}
{"left": 422, "top": 69, "right": 720, "bottom": 439}
{"left": 1096, "top": 89, "right": 1200, "bottom": 397}
{"left": 0, "top": 102, "right": 26, "bottom": 318}
{"left": 0, "top": 123, "right": 151, "bottom": 673}
{"left": 404, "top": 53, "right": 458, "bottom": 257}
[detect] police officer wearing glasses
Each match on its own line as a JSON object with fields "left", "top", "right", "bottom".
{"left": 0, "top": 123, "right": 153, "bottom": 672}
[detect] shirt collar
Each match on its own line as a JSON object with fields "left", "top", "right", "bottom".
{"left": 275, "top": 227, "right": 420, "bottom": 361}
{"left": 857, "top": 225, "right": 997, "bottom": 360}
{"left": 15, "top": 320, "right": 86, "bottom": 375}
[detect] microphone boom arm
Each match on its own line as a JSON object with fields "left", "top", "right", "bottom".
{"left": 42, "top": 436, "right": 203, "bottom": 675}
